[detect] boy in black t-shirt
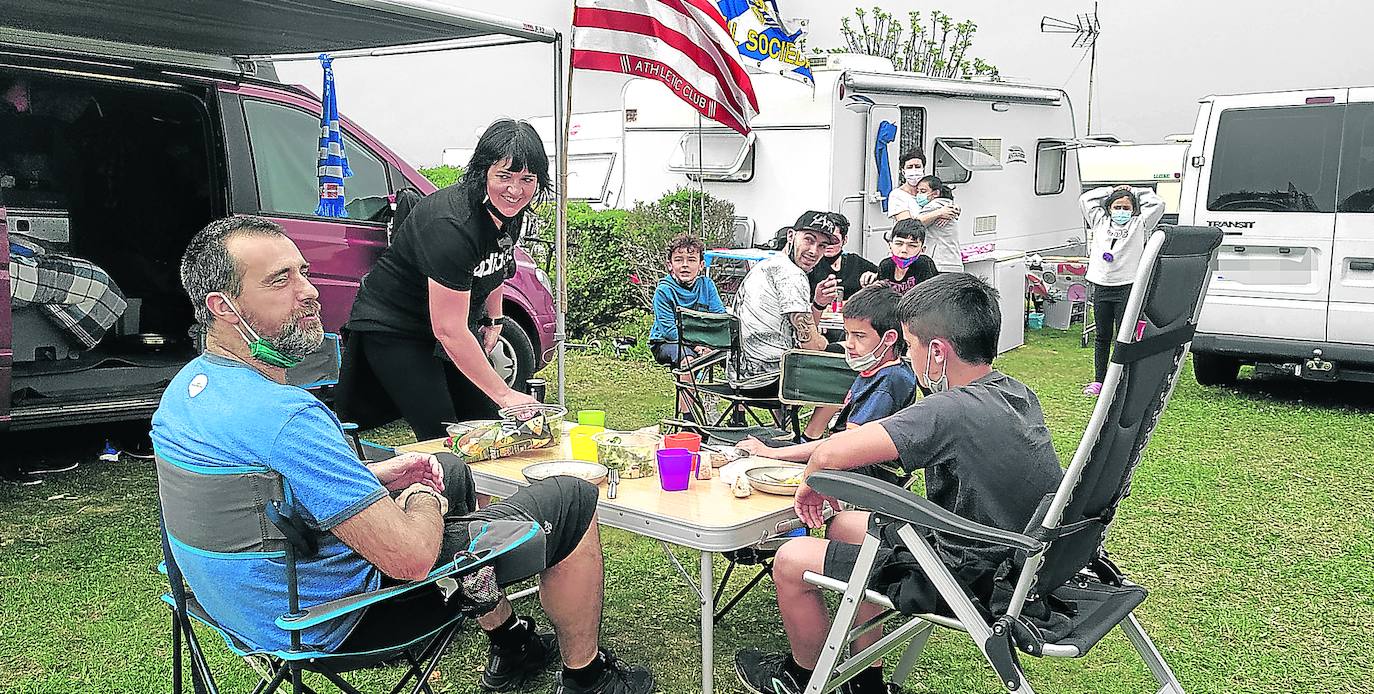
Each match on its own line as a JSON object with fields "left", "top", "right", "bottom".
{"left": 806, "top": 213, "right": 877, "bottom": 304}
{"left": 872, "top": 218, "right": 938, "bottom": 295}
{"left": 733, "top": 274, "right": 1063, "bottom": 694}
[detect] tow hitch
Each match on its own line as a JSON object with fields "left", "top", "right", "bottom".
{"left": 1296, "top": 350, "right": 1338, "bottom": 382}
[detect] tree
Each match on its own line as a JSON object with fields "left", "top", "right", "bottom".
{"left": 832, "top": 6, "right": 999, "bottom": 81}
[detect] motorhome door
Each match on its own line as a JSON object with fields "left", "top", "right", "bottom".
{"left": 861, "top": 105, "right": 902, "bottom": 260}
{"left": 1192, "top": 89, "right": 1345, "bottom": 343}
{"left": 1330, "top": 87, "right": 1374, "bottom": 346}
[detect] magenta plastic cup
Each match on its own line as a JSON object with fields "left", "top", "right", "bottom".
{"left": 656, "top": 448, "right": 694, "bottom": 491}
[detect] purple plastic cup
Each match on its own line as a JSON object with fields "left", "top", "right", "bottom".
{"left": 656, "top": 448, "right": 694, "bottom": 491}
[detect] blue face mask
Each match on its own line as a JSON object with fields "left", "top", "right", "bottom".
{"left": 914, "top": 193, "right": 931, "bottom": 207}
{"left": 1110, "top": 210, "right": 1132, "bottom": 226}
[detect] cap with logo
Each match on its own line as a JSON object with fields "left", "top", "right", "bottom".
{"left": 791, "top": 211, "right": 843, "bottom": 244}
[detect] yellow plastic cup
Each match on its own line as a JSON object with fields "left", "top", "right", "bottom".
{"left": 569, "top": 426, "right": 601, "bottom": 461}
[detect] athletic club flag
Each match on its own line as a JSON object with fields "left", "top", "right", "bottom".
{"left": 572, "top": 0, "right": 760, "bottom": 135}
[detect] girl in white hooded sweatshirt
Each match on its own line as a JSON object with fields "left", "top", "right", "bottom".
{"left": 1081, "top": 185, "right": 1165, "bottom": 395}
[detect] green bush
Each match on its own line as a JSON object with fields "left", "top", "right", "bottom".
{"left": 622, "top": 187, "right": 735, "bottom": 307}
{"left": 417, "top": 165, "right": 463, "bottom": 188}
{"left": 528, "top": 189, "right": 735, "bottom": 338}
{"left": 532, "top": 202, "right": 634, "bottom": 338}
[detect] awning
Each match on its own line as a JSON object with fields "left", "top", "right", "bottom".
{"left": 1, "top": 0, "right": 557, "bottom": 75}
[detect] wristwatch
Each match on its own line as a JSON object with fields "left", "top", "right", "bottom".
{"left": 478, "top": 315, "right": 504, "bottom": 328}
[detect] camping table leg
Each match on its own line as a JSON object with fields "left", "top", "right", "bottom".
{"left": 700, "top": 549, "right": 715, "bottom": 694}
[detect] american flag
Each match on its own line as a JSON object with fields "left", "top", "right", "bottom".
{"left": 572, "top": 0, "right": 759, "bottom": 135}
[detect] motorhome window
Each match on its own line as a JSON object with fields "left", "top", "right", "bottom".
{"left": 899, "top": 107, "right": 925, "bottom": 159}
{"left": 1035, "top": 140, "right": 1066, "bottom": 195}
{"left": 668, "top": 131, "right": 756, "bottom": 182}
{"left": 933, "top": 138, "right": 1001, "bottom": 184}
{"left": 1206, "top": 104, "right": 1341, "bottom": 213}
{"left": 563, "top": 153, "right": 616, "bottom": 202}
{"left": 1337, "top": 103, "right": 1374, "bottom": 212}
{"left": 243, "top": 99, "right": 391, "bottom": 222}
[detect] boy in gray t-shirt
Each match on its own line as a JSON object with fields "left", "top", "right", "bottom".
{"left": 733, "top": 274, "right": 1063, "bottom": 694}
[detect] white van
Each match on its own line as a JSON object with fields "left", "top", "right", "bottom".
{"left": 1178, "top": 87, "right": 1374, "bottom": 385}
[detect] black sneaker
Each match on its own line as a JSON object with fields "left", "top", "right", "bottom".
{"left": 480, "top": 619, "right": 559, "bottom": 691}
{"left": 554, "top": 650, "right": 655, "bottom": 694}
{"left": 734, "top": 649, "right": 804, "bottom": 694}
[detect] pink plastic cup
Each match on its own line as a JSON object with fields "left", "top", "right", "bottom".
{"left": 656, "top": 448, "right": 694, "bottom": 491}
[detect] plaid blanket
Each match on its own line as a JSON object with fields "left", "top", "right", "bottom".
{"left": 10, "top": 246, "right": 128, "bottom": 349}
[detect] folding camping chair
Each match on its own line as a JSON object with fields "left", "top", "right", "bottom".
{"left": 671, "top": 307, "right": 789, "bottom": 430}
{"left": 157, "top": 455, "right": 540, "bottom": 694}
{"left": 797, "top": 225, "right": 1223, "bottom": 694}
{"left": 668, "top": 347, "right": 856, "bottom": 447}
{"left": 664, "top": 348, "right": 855, "bottom": 623}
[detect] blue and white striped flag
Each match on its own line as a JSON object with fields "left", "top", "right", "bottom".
{"left": 716, "top": 0, "right": 813, "bottom": 88}
{"left": 315, "top": 53, "right": 352, "bottom": 218}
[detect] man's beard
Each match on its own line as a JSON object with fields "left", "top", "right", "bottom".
{"left": 246, "top": 305, "right": 325, "bottom": 363}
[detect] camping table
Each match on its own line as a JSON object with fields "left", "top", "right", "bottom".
{"left": 397, "top": 432, "right": 798, "bottom": 694}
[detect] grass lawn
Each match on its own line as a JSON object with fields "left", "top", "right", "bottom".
{"left": 1, "top": 330, "right": 1371, "bottom": 693}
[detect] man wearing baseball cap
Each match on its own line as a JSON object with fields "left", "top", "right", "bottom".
{"left": 729, "top": 211, "right": 844, "bottom": 398}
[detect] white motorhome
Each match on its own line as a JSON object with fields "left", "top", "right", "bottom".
{"left": 1179, "top": 87, "right": 1374, "bottom": 385}
{"left": 1078, "top": 143, "right": 1188, "bottom": 223}
{"left": 618, "top": 53, "right": 1084, "bottom": 352}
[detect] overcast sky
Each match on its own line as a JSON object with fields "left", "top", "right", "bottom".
{"left": 277, "top": 0, "right": 1374, "bottom": 166}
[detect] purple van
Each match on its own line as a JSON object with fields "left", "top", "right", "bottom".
{"left": 0, "top": 58, "right": 556, "bottom": 438}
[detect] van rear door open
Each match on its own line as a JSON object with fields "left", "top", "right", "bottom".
{"left": 1330, "top": 88, "right": 1374, "bottom": 346}
{"left": 1191, "top": 89, "right": 1346, "bottom": 343}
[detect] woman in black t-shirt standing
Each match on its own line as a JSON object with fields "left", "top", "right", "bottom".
{"left": 336, "top": 119, "right": 547, "bottom": 440}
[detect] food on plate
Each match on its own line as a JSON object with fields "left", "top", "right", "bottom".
{"left": 522, "top": 461, "right": 609, "bottom": 485}
{"left": 448, "top": 405, "right": 563, "bottom": 462}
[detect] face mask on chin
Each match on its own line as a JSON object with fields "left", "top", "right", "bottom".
{"left": 845, "top": 334, "right": 894, "bottom": 372}
{"left": 892, "top": 254, "right": 918, "bottom": 269}
{"left": 917, "top": 342, "right": 949, "bottom": 393}
{"left": 216, "top": 295, "right": 321, "bottom": 369}
{"left": 484, "top": 197, "right": 523, "bottom": 227}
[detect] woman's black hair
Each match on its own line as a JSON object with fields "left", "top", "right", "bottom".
{"left": 1102, "top": 188, "right": 1140, "bottom": 215}
{"left": 459, "top": 118, "right": 554, "bottom": 211}
{"left": 916, "top": 175, "right": 954, "bottom": 201}
{"left": 898, "top": 149, "right": 926, "bottom": 169}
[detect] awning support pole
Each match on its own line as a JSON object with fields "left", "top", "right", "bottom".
{"left": 553, "top": 30, "right": 570, "bottom": 406}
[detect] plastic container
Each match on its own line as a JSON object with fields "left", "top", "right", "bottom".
{"left": 593, "top": 430, "right": 662, "bottom": 479}
{"left": 663, "top": 431, "right": 701, "bottom": 453}
{"left": 1026, "top": 312, "right": 1045, "bottom": 330}
{"left": 569, "top": 428, "right": 600, "bottom": 462}
{"left": 656, "top": 449, "right": 694, "bottom": 491}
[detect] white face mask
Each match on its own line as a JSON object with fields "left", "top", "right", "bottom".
{"left": 917, "top": 342, "right": 949, "bottom": 393}
{"left": 903, "top": 169, "right": 924, "bottom": 186}
{"left": 845, "top": 334, "right": 894, "bottom": 372}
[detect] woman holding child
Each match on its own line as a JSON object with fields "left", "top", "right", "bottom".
{"left": 887, "top": 149, "right": 964, "bottom": 273}
{"left": 336, "top": 119, "right": 545, "bottom": 440}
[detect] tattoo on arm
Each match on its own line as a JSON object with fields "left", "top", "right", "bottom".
{"left": 789, "top": 312, "right": 817, "bottom": 345}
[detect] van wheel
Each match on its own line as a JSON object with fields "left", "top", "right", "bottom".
{"left": 488, "top": 318, "right": 537, "bottom": 392}
{"left": 1193, "top": 353, "right": 1241, "bottom": 386}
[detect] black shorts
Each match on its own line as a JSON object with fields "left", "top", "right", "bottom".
{"left": 820, "top": 516, "right": 994, "bottom": 617}
{"left": 337, "top": 458, "right": 597, "bottom": 653}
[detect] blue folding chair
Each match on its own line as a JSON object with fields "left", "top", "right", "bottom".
{"left": 156, "top": 456, "right": 539, "bottom": 694}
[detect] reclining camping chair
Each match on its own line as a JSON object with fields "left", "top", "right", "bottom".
{"left": 671, "top": 307, "right": 791, "bottom": 429}
{"left": 799, "top": 226, "right": 1223, "bottom": 694}
{"left": 283, "top": 332, "right": 392, "bottom": 461}
{"left": 668, "top": 347, "right": 855, "bottom": 446}
{"left": 157, "top": 455, "right": 540, "bottom": 694}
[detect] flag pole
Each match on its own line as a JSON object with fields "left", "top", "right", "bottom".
{"left": 553, "top": 25, "right": 572, "bottom": 406}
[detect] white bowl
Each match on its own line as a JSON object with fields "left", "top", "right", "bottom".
{"left": 522, "top": 460, "right": 610, "bottom": 485}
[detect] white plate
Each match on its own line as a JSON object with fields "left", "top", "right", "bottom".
{"left": 522, "top": 461, "right": 609, "bottom": 485}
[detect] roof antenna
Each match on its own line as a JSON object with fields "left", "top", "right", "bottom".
{"left": 1042, "top": 2, "right": 1102, "bottom": 135}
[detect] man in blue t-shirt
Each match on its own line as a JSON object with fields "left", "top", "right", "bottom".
{"left": 737, "top": 284, "right": 916, "bottom": 484}
{"left": 153, "top": 216, "right": 652, "bottom": 694}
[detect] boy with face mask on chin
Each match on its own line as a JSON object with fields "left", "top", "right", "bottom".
{"left": 736, "top": 285, "right": 915, "bottom": 485}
